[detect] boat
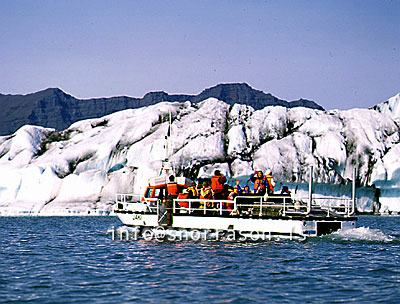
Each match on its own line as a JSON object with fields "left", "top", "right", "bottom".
{"left": 113, "top": 166, "right": 357, "bottom": 241}
{"left": 113, "top": 118, "right": 357, "bottom": 241}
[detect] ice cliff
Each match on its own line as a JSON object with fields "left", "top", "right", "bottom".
{"left": 0, "top": 94, "right": 399, "bottom": 215}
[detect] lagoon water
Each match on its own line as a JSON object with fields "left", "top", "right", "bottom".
{"left": 1, "top": 216, "right": 400, "bottom": 303}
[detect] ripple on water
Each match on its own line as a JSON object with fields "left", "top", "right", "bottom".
{"left": 1, "top": 216, "right": 400, "bottom": 303}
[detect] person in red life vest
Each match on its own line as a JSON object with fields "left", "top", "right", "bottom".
{"left": 211, "top": 170, "right": 227, "bottom": 200}
{"left": 250, "top": 171, "right": 268, "bottom": 195}
{"left": 265, "top": 169, "right": 276, "bottom": 195}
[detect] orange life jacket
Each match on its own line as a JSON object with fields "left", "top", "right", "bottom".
{"left": 167, "top": 182, "right": 178, "bottom": 196}
{"left": 211, "top": 175, "right": 226, "bottom": 193}
{"left": 177, "top": 192, "right": 189, "bottom": 208}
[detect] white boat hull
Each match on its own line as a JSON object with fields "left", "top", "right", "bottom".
{"left": 116, "top": 211, "right": 356, "bottom": 240}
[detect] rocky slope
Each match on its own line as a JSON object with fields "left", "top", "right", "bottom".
{"left": 0, "top": 83, "right": 323, "bottom": 135}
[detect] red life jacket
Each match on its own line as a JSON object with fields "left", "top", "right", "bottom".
{"left": 167, "top": 182, "right": 178, "bottom": 196}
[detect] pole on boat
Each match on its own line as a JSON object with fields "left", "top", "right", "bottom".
{"left": 350, "top": 167, "right": 356, "bottom": 216}
{"left": 307, "top": 166, "right": 313, "bottom": 214}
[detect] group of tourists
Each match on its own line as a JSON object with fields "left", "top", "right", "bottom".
{"left": 164, "top": 169, "right": 295, "bottom": 217}
{"left": 168, "top": 169, "right": 286, "bottom": 204}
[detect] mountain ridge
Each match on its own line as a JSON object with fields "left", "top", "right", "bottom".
{"left": 0, "top": 83, "right": 323, "bottom": 136}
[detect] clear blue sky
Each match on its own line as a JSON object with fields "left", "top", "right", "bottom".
{"left": 1, "top": 0, "right": 399, "bottom": 110}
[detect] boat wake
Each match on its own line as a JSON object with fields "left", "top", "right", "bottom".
{"left": 329, "top": 226, "right": 395, "bottom": 243}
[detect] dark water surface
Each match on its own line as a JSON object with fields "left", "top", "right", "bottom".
{"left": 1, "top": 216, "right": 400, "bottom": 303}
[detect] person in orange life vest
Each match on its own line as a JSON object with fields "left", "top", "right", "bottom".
{"left": 177, "top": 189, "right": 190, "bottom": 208}
{"left": 265, "top": 169, "right": 276, "bottom": 195}
{"left": 167, "top": 175, "right": 179, "bottom": 197}
{"left": 250, "top": 171, "right": 268, "bottom": 195}
{"left": 211, "top": 170, "right": 227, "bottom": 200}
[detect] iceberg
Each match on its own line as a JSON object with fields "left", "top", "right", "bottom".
{"left": 0, "top": 94, "right": 399, "bottom": 215}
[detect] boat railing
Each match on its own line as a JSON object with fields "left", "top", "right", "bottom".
{"left": 115, "top": 194, "right": 159, "bottom": 213}
{"left": 116, "top": 193, "right": 356, "bottom": 217}
{"left": 116, "top": 193, "right": 142, "bottom": 203}
{"left": 311, "top": 197, "right": 355, "bottom": 216}
{"left": 172, "top": 195, "right": 310, "bottom": 216}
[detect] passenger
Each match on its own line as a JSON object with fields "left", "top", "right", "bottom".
{"left": 280, "top": 185, "right": 292, "bottom": 205}
{"left": 177, "top": 189, "right": 189, "bottom": 208}
{"left": 166, "top": 175, "right": 178, "bottom": 225}
{"left": 228, "top": 187, "right": 238, "bottom": 200}
{"left": 211, "top": 170, "right": 227, "bottom": 200}
{"left": 200, "top": 181, "right": 213, "bottom": 209}
{"left": 242, "top": 184, "right": 253, "bottom": 194}
{"left": 226, "top": 187, "right": 238, "bottom": 212}
{"left": 280, "top": 185, "right": 291, "bottom": 196}
{"left": 167, "top": 175, "right": 178, "bottom": 197}
{"left": 221, "top": 184, "right": 230, "bottom": 200}
{"left": 265, "top": 169, "right": 276, "bottom": 195}
{"left": 213, "top": 184, "right": 230, "bottom": 211}
{"left": 187, "top": 181, "right": 200, "bottom": 209}
{"left": 250, "top": 171, "right": 268, "bottom": 195}
{"left": 187, "top": 181, "right": 199, "bottom": 199}
{"left": 234, "top": 179, "right": 242, "bottom": 194}
{"left": 238, "top": 184, "right": 253, "bottom": 214}
{"left": 196, "top": 182, "right": 202, "bottom": 193}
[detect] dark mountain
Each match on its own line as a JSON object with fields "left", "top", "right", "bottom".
{"left": 0, "top": 83, "right": 324, "bottom": 135}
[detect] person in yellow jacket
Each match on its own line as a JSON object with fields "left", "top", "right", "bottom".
{"left": 199, "top": 181, "right": 213, "bottom": 209}
{"left": 187, "top": 181, "right": 199, "bottom": 199}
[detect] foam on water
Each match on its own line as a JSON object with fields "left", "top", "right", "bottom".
{"left": 331, "top": 226, "right": 395, "bottom": 242}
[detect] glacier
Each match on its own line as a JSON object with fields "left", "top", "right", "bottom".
{"left": 0, "top": 94, "right": 399, "bottom": 215}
